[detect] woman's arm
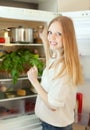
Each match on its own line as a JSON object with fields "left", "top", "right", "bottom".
{"left": 27, "top": 66, "right": 56, "bottom": 111}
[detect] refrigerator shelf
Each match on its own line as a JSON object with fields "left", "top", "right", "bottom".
{"left": 0, "top": 113, "right": 42, "bottom": 130}
{"left": 0, "top": 43, "right": 43, "bottom": 46}
{"left": 0, "top": 76, "right": 42, "bottom": 82}
{"left": 0, "top": 111, "right": 35, "bottom": 120}
{"left": 0, "top": 76, "right": 28, "bottom": 82}
{"left": 0, "top": 94, "right": 37, "bottom": 102}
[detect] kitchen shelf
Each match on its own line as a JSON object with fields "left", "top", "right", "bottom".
{"left": 0, "top": 94, "right": 37, "bottom": 102}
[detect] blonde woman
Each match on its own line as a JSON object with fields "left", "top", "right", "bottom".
{"left": 27, "top": 16, "right": 83, "bottom": 130}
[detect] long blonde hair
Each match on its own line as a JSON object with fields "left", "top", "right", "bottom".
{"left": 42, "top": 16, "right": 84, "bottom": 86}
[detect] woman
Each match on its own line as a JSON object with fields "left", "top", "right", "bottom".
{"left": 27, "top": 16, "right": 84, "bottom": 130}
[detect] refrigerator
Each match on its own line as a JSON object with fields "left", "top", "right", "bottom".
{"left": 0, "top": 6, "right": 90, "bottom": 129}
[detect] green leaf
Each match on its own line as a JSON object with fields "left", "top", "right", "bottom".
{"left": 0, "top": 48, "right": 44, "bottom": 84}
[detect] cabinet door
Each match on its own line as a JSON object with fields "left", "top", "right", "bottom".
{"left": 58, "top": 0, "right": 90, "bottom": 12}
{"left": 73, "top": 124, "right": 85, "bottom": 130}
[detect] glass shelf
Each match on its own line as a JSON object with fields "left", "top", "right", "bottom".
{"left": 0, "top": 76, "right": 41, "bottom": 82}
{"left": 0, "top": 111, "right": 35, "bottom": 120}
{"left": 0, "top": 94, "right": 37, "bottom": 102}
{"left": 0, "top": 76, "right": 28, "bottom": 82}
{"left": 0, "top": 43, "right": 43, "bottom": 46}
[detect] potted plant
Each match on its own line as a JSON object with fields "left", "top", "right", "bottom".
{"left": 0, "top": 48, "right": 44, "bottom": 84}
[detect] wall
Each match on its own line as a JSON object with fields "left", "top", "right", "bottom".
{"left": 58, "top": 0, "right": 90, "bottom": 12}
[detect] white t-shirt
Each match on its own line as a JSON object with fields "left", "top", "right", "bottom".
{"left": 35, "top": 59, "right": 77, "bottom": 127}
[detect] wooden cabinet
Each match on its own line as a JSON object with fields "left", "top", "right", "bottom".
{"left": 58, "top": 0, "right": 90, "bottom": 12}
{"left": 73, "top": 124, "right": 86, "bottom": 130}
{"left": 73, "top": 124, "right": 90, "bottom": 130}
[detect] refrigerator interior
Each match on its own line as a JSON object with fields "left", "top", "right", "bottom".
{"left": 0, "top": 6, "right": 51, "bottom": 129}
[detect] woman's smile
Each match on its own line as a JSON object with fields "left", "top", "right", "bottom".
{"left": 50, "top": 41, "right": 57, "bottom": 45}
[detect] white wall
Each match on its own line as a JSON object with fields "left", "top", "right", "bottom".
{"left": 58, "top": 0, "right": 90, "bottom": 12}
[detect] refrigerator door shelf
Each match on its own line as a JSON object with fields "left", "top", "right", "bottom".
{"left": 0, "top": 114, "right": 42, "bottom": 130}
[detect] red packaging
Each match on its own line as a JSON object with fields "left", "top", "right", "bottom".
{"left": 0, "top": 38, "right": 5, "bottom": 43}
{"left": 76, "top": 92, "right": 83, "bottom": 121}
{"left": 76, "top": 92, "right": 83, "bottom": 113}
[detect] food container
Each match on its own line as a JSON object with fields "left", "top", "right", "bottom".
{"left": 0, "top": 50, "right": 7, "bottom": 58}
{"left": 9, "top": 27, "right": 33, "bottom": 43}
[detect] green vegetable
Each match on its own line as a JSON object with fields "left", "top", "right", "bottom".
{"left": 0, "top": 48, "right": 44, "bottom": 84}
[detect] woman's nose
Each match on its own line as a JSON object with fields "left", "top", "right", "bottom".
{"left": 50, "top": 33, "right": 56, "bottom": 39}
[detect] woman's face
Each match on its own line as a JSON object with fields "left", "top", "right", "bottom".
{"left": 47, "top": 21, "right": 63, "bottom": 51}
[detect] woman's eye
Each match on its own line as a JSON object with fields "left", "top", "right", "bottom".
{"left": 48, "top": 31, "right": 52, "bottom": 35}
{"left": 48, "top": 31, "right": 62, "bottom": 36}
{"left": 57, "top": 32, "right": 62, "bottom": 36}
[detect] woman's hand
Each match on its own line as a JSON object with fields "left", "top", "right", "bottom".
{"left": 39, "top": 26, "right": 48, "bottom": 43}
{"left": 27, "top": 66, "right": 38, "bottom": 85}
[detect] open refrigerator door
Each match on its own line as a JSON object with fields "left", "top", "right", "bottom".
{"left": 61, "top": 10, "right": 90, "bottom": 127}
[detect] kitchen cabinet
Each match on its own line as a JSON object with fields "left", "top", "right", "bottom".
{"left": 73, "top": 123, "right": 90, "bottom": 130}
{"left": 73, "top": 124, "right": 85, "bottom": 130}
{"left": 58, "top": 0, "right": 90, "bottom": 12}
